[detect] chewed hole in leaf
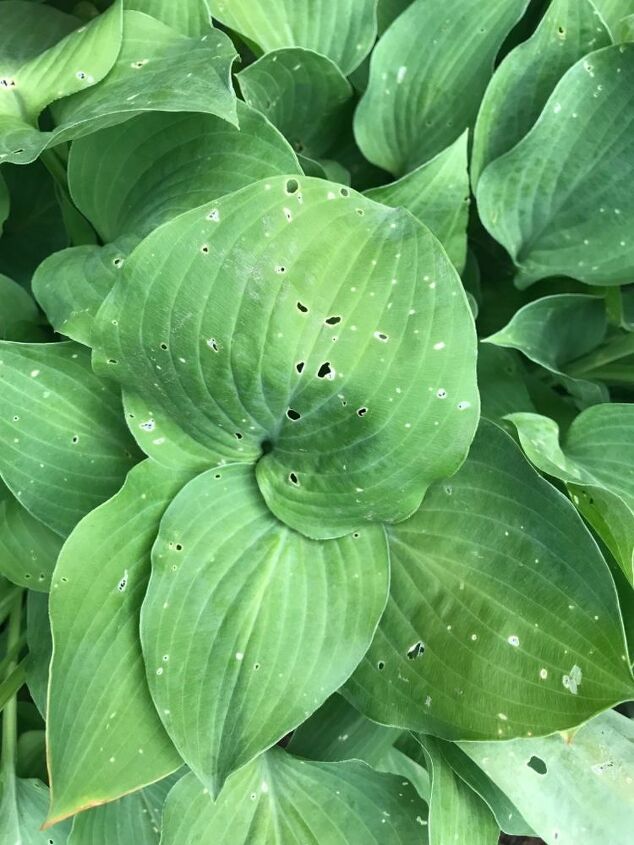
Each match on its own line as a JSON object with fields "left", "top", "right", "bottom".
{"left": 289, "top": 472, "right": 300, "bottom": 486}
{"left": 527, "top": 755, "right": 547, "bottom": 775}
{"left": 325, "top": 316, "right": 341, "bottom": 325}
{"left": 317, "top": 362, "right": 334, "bottom": 379}
{"left": 407, "top": 641, "right": 425, "bottom": 660}
{"left": 285, "top": 178, "right": 299, "bottom": 194}
{"left": 296, "top": 301, "right": 308, "bottom": 313}
{"left": 286, "top": 408, "right": 301, "bottom": 421}
{"left": 295, "top": 361, "right": 305, "bottom": 373}
{"left": 357, "top": 407, "right": 368, "bottom": 417}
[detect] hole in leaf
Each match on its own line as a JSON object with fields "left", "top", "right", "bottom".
{"left": 160, "top": 343, "right": 168, "bottom": 350}
{"left": 377, "top": 660, "right": 385, "bottom": 670}
{"left": 340, "top": 187, "right": 349, "bottom": 197}
{"left": 317, "top": 362, "right": 333, "bottom": 379}
{"left": 289, "top": 472, "right": 299, "bottom": 486}
{"left": 357, "top": 407, "right": 367, "bottom": 417}
{"left": 174, "top": 544, "right": 183, "bottom": 552}
{"left": 234, "top": 432, "right": 243, "bottom": 440}
{"left": 286, "top": 408, "right": 301, "bottom": 421}
{"left": 325, "top": 316, "right": 341, "bottom": 325}
{"left": 407, "top": 641, "right": 425, "bottom": 660}
{"left": 527, "top": 755, "right": 547, "bottom": 775}
{"left": 285, "top": 178, "right": 299, "bottom": 194}
{"left": 296, "top": 301, "right": 308, "bottom": 313}
{"left": 295, "top": 361, "right": 305, "bottom": 374}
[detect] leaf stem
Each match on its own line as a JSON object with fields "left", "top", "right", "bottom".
{"left": 1, "top": 590, "right": 24, "bottom": 776}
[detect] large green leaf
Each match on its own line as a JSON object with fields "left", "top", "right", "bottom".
{"left": 477, "top": 344, "right": 536, "bottom": 424}
{"left": 67, "top": 771, "right": 181, "bottom": 845}
{"left": 67, "top": 103, "right": 301, "bottom": 243}
{"left": 94, "top": 174, "right": 479, "bottom": 540}
{"left": 477, "top": 44, "right": 634, "bottom": 287}
{"left": 141, "top": 463, "right": 389, "bottom": 795}
{"left": 33, "top": 104, "right": 301, "bottom": 347}
{"left": 365, "top": 132, "right": 469, "bottom": 271}
{"left": 0, "top": 776, "right": 71, "bottom": 845}
{"left": 415, "top": 735, "right": 499, "bottom": 845}
{"left": 460, "top": 709, "right": 634, "bottom": 844}
{"left": 161, "top": 749, "right": 428, "bottom": 844}
{"left": 0, "top": 10, "right": 238, "bottom": 164}
{"left": 46, "top": 460, "right": 187, "bottom": 825}
{"left": 0, "top": 480, "right": 62, "bottom": 590}
{"left": 0, "top": 341, "right": 138, "bottom": 536}
{"left": 472, "top": 0, "right": 611, "bottom": 185}
{"left": 128, "top": 0, "right": 212, "bottom": 36}
{"left": 593, "top": 0, "right": 634, "bottom": 37}
{"left": 0, "top": 0, "right": 122, "bottom": 124}
{"left": 287, "top": 693, "right": 401, "bottom": 764}
{"left": 208, "top": 0, "right": 377, "bottom": 74}
{"left": 507, "top": 404, "right": 634, "bottom": 584}
{"left": 354, "top": 0, "right": 530, "bottom": 175}
{"left": 237, "top": 48, "right": 353, "bottom": 159}
{"left": 485, "top": 294, "right": 609, "bottom": 405}
{"left": 345, "top": 420, "right": 634, "bottom": 739}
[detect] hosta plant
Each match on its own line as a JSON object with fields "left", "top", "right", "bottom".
{"left": 0, "top": 1, "right": 633, "bottom": 844}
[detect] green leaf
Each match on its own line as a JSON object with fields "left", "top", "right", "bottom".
{"left": 459, "top": 709, "right": 634, "bottom": 844}
{"left": 485, "top": 294, "right": 609, "bottom": 405}
{"left": 0, "top": 0, "right": 122, "bottom": 123}
{"left": 46, "top": 460, "right": 187, "bottom": 825}
{"left": 141, "top": 463, "right": 389, "bottom": 795}
{"left": 507, "top": 404, "right": 634, "bottom": 584}
{"left": 0, "top": 776, "right": 71, "bottom": 845}
{"left": 345, "top": 420, "right": 634, "bottom": 739}
{"left": 365, "top": 132, "right": 470, "bottom": 271}
{"left": 0, "top": 11, "right": 238, "bottom": 164}
{"left": 67, "top": 771, "right": 181, "bottom": 845}
{"left": 67, "top": 103, "right": 301, "bottom": 243}
{"left": 377, "top": 0, "right": 412, "bottom": 34}
{"left": 477, "top": 44, "right": 634, "bottom": 287}
{"left": 238, "top": 48, "right": 353, "bottom": 159}
{"left": 593, "top": 0, "right": 634, "bottom": 37}
{"left": 0, "top": 341, "right": 138, "bottom": 536}
{"left": 0, "top": 273, "right": 45, "bottom": 342}
{"left": 472, "top": 0, "right": 611, "bottom": 185}
{"left": 0, "top": 161, "right": 67, "bottom": 285}
{"left": 208, "top": 0, "right": 377, "bottom": 75}
{"left": 354, "top": 0, "right": 530, "bottom": 175}
{"left": 415, "top": 734, "right": 499, "bottom": 845}
{"left": 0, "top": 481, "right": 62, "bottom": 591}
{"left": 25, "top": 591, "right": 51, "bottom": 716}
{"left": 0, "top": 171, "right": 8, "bottom": 233}
{"left": 437, "top": 741, "right": 533, "bottom": 836}
{"left": 287, "top": 693, "right": 402, "bottom": 764}
{"left": 128, "top": 0, "right": 212, "bottom": 37}
{"left": 161, "top": 749, "right": 428, "bottom": 844}
{"left": 32, "top": 242, "right": 128, "bottom": 347}
{"left": 94, "top": 175, "right": 479, "bottom": 540}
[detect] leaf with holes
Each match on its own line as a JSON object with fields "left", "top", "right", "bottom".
{"left": 160, "top": 748, "right": 428, "bottom": 845}
{"left": 0, "top": 341, "right": 138, "bottom": 536}
{"left": 93, "top": 174, "right": 479, "bottom": 540}
{"left": 141, "top": 463, "right": 389, "bottom": 795}
{"left": 345, "top": 420, "right": 634, "bottom": 739}
{"left": 46, "top": 461, "right": 188, "bottom": 825}
{"left": 459, "top": 709, "right": 634, "bottom": 845}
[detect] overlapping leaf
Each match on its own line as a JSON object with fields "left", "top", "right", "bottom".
{"left": 238, "top": 48, "right": 353, "bottom": 159}
{"left": 478, "top": 44, "right": 634, "bottom": 287}
{"left": 141, "top": 463, "right": 389, "bottom": 795}
{"left": 0, "top": 10, "right": 238, "bottom": 164}
{"left": 472, "top": 0, "right": 611, "bottom": 184}
{"left": 365, "top": 133, "right": 469, "bottom": 270}
{"left": 355, "top": 0, "right": 530, "bottom": 174}
{"left": 460, "top": 709, "right": 634, "bottom": 844}
{"left": 507, "top": 404, "right": 634, "bottom": 583}
{"left": 345, "top": 420, "right": 634, "bottom": 739}
{"left": 94, "top": 175, "right": 479, "bottom": 539}
{"left": 209, "top": 0, "right": 377, "bottom": 74}
{"left": 46, "top": 461, "right": 187, "bottom": 825}
{"left": 0, "top": 776, "right": 70, "bottom": 845}
{"left": 0, "top": 341, "right": 138, "bottom": 536}
{"left": 161, "top": 749, "right": 428, "bottom": 844}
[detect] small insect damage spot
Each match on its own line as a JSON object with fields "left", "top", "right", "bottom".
{"left": 527, "top": 755, "right": 547, "bottom": 775}
{"left": 200, "top": 244, "right": 210, "bottom": 254}
{"left": 324, "top": 315, "right": 341, "bottom": 325}
{"left": 374, "top": 331, "right": 389, "bottom": 342}
{"left": 112, "top": 256, "right": 124, "bottom": 268}
{"left": 377, "top": 660, "right": 385, "bottom": 670}
{"left": 274, "top": 265, "right": 286, "bottom": 274}
{"left": 234, "top": 432, "right": 243, "bottom": 440}
{"left": 357, "top": 407, "right": 368, "bottom": 417}
{"left": 407, "top": 641, "right": 425, "bottom": 660}
{"left": 288, "top": 472, "right": 300, "bottom": 486}
{"left": 317, "top": 361, "right": 335, "bottom": 380}
{"left": 286, "top": 408, "right": 301, "bottom": 421}
{"left": 206, "top": 338, "right": 219, "bottom": 352}
{"left": 285, "top": 178, "right": 299, "bottom": 195}
{"left": 117, "top": 569, "right": 129, "bottom": 592}
{"left": 562, "top": 664, "right": 582, "bottom": 694}
{"left": 207, "top": 208, "right": 220, "bottom": 222}
{"left": 296, "top": 301, "right": 309, "bottom": 313}
{"left": 295, "top": 361, "right": 305, "bottom": 373}
{"left": 340, "top": 187, "right": 349, "bottom": 197}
